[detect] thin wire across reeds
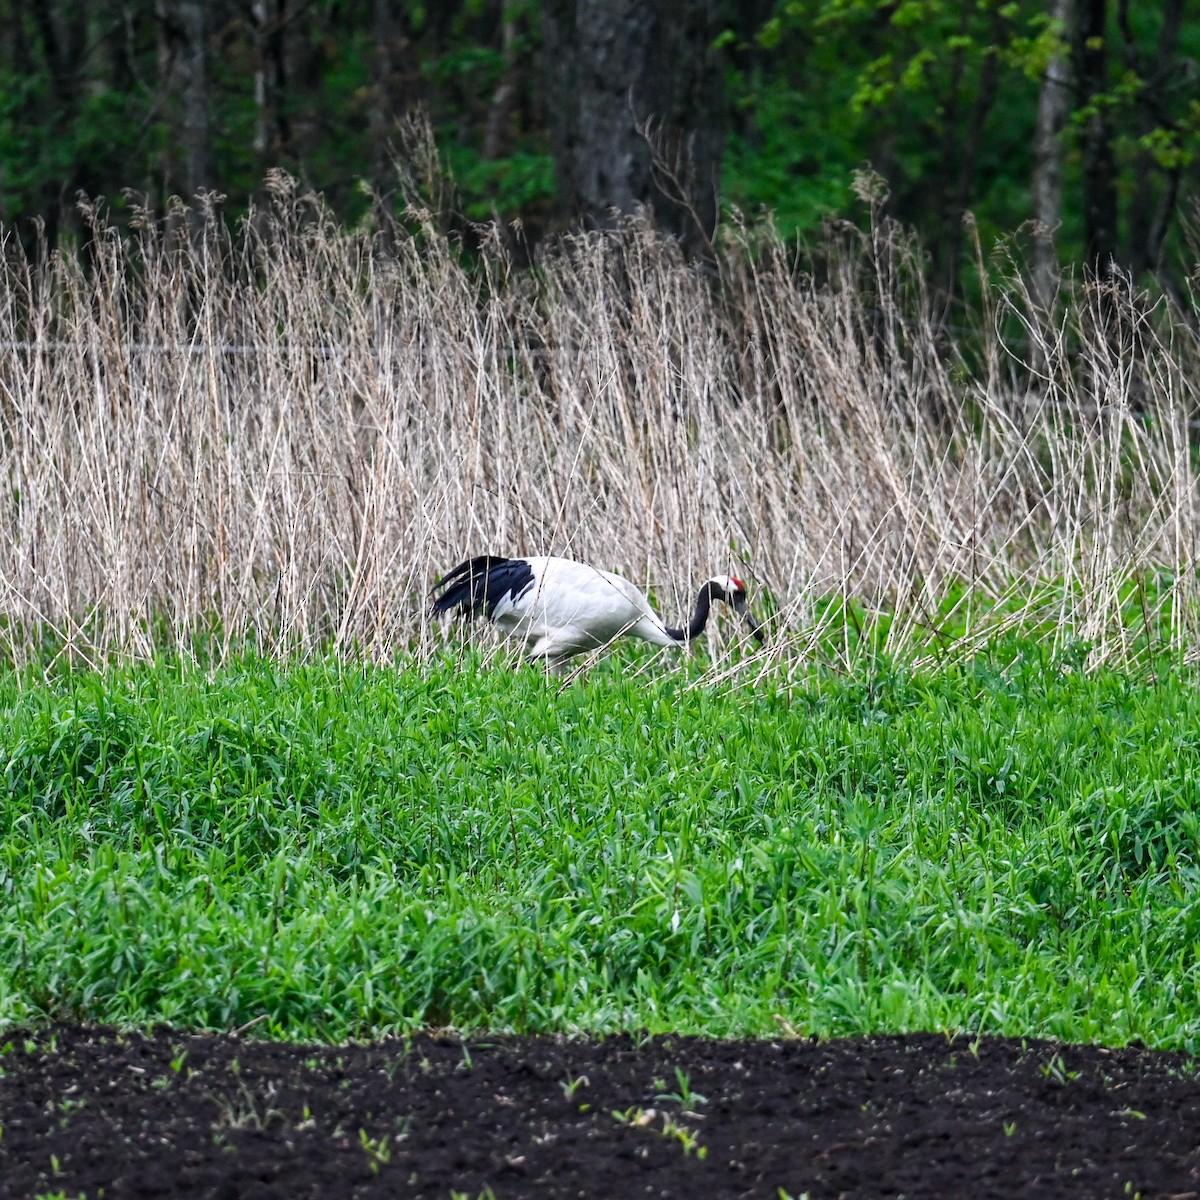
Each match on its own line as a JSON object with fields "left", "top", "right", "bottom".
{"left": 1, "top": 177, "right": 1198, "bottom": 672}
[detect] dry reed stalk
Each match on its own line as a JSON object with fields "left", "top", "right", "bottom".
{"left": 0, "top": 180, "right": 1197, "bottom": 673}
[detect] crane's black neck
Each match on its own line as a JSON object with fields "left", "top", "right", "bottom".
{"left": 663, "top": 582, "right": 723, "bottom": 642}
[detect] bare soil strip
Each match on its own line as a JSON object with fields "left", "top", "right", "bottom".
{"left": 1, "top": 1024, "right": 1197, "bottom": 1198}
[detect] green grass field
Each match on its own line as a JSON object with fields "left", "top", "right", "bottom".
{"left": 3, "top": 649, "right": 1199, "bottom": 1050}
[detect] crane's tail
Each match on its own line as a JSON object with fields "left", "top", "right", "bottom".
{"left": 430, "top": 555, "right": 535, "bottom": 618}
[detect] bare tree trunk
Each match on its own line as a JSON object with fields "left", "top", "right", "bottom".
{"left": 1122, "top": 0, "right": 1183, "bottom": 278}
{"left": 25, "top": 0, "right": 89, "bottom": 243}
{"left": 251, "top": 0, "right": 290, "bottom": 174}
{"left": 483, "top": 5, "right": 518, "bottom": 162}
{"left": 937, "top": 11, "right": 1004, "bottom": 300}
{"left": 1031, "top": 0, "right": 1074, "bottom": 311}
{"left": 541, "top": 0, "right": 724, "bottom": 258}
{"left": 156, "top": 0, "right": 213, "bottom": 200}
{"left": 179, "top": 0, "right": 213, "bottom": 198}
{"left": 368, "top": 0, "right": 397, "bottom": 188}
{"left": 1077, "top": 0, "right": 1117, "bottom": 275}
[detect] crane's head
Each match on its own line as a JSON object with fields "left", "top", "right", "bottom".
{"left": 705, "top": 575, "right": 766, "bottom": 646}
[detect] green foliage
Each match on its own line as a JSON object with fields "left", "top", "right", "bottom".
{"left": 0, "top": 68, "right": 147, "bottom": 226}
{"left": 722, "top": 76, "right": 860, "bottom": 238}
{"left": 722, "top": 0, "right": 1200, "bottom": 278}
{"left": 441, "top": 142, "right": 557, "bottom": 221}
{"left": 3, "top": 650, "right": 1200, "bottom": 1050}
{"left": 0, "top": 0, "right": 1194, "bottom": 286}
{"left": 723, "top": 0, "right": 1044, "bottom": 260}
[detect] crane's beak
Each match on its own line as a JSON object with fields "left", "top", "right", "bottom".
{"left": 730, "top": 594, "right": 766, "bottom": 646}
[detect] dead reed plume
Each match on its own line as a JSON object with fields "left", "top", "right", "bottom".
{"left": 1, "top": 177, "right": 1198, "bottom": 673}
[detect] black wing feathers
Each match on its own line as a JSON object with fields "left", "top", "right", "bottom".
{"left": 430, "top": 556, "right": 536, "bottom": 619}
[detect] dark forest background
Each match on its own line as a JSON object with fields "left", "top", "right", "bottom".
{"left": 1, "top": 1, "right": 1197, "bottom": 299}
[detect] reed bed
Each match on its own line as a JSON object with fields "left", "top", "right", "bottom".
{"left": 1, "top": 176, "right": 1198, "bottom": 671}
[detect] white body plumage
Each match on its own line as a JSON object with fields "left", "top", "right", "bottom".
{"left": 431, "top": 554, "right": 763, "bottom": 667}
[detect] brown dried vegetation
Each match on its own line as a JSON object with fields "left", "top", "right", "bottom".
{"left": 2, "top": 181, "right": 1199, "bottom": 669}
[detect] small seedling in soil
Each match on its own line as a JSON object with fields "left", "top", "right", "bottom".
{"left": 612, "top": 1106, "right": 707, "bottom": 1158}
{"left": 1041, "top": 1055, "right": 1080, "bottom": 1085}
{"left": 654, "top": 1067, "right": 708, "bottom": 1112}
{"left": 660, "top": 1112, "right": 707, "bottom": 1158}
{"left": 560, "top": 1074, "right": 589, "bottom": 1100}
{"left": 613, "top": 1105, "right": 656, "bottom": 1128}
{"left": 358, "top": 1128, "right": 392, "bottom": 1174}
{"left": 207, "top": 1080, "right": 282, "bottom": 1131}
{"left": 54, "top": 1096, "right": 86, "bottom": 1126}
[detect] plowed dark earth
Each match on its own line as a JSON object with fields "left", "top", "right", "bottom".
{"left": 2, "top": 1024, "right": 1198, "bottom": 1199}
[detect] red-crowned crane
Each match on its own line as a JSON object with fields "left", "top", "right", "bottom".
{"left": 430, "top": 554, "right": 765, "bottom": 667}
